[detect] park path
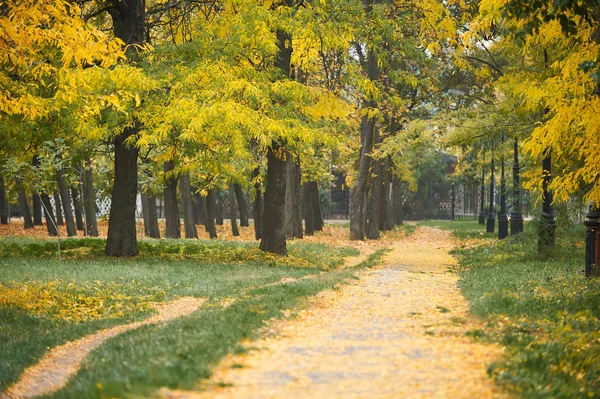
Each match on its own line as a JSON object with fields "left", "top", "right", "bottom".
{"left": 161, "top": 226, "right": 505, "bottom": 399}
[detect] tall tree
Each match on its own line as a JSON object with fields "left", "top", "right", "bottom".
{"left": 163, "top": 160, "right": 181, "bottom": 238}
{"left": 180, "top": 173, "right": 198, "bottom": 239}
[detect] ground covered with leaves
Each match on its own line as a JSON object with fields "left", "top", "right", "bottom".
{"left": 0, "top": 226, "right": 379, "bottom": 398}
{"left": 430, "top": 220, "right": 600, "bottom": 399}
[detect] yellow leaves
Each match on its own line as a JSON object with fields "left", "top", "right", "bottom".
{"left": 0, "top": 280, "right": 167, "bottom": 322}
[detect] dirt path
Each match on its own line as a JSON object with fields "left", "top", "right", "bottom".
{"left": 160, "top": 227, "right": 504, "bottom": 399}
{"left": 2, "top": 297, "right": 206, "bottom": 399}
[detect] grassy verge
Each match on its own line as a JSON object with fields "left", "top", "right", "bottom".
{"left": 427, "top": 220, "right": 600, "bottom": 398}
{"left": 0, "top": 237, "right": 379, "bottom": 398}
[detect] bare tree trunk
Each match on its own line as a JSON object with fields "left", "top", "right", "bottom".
{"left": 285, "top": 156, "right": 302, "bottom": 239}
{"left": 31, "top": 156, "right": 42, "bottom": 225}
{"left": 71, "top": 186, "right": 84, "bottom": 231}
{"left": 234, "top": 184, "right": 249, "bottom": 227}
{"left": 205, "top": 189, "right": 217, "bottom": 239}
{"left": 303, "top": 183, "right": 314, "bottom": 236}
{"left": 18, "top": 188, "right": 33, "bottom": 229}
{"left": 215, "top": 189, "right": 224, "bottom": 225}
{"left": 141, "top": 191, "right": 151, "bottom": 236}
{"left": 192, "top": 189, "right": 205, "bottom": 225}
{"left": 392, "top": 178, "right": 403, "bottom": 226}
{"left": 105, "top": 127, "right": 139, "bottom": 256}
{"left": 309, "top": 181, "right": 323, "bottom": 232}
{"left": 367, "top": 163, "right": 382, "bottom": 239}
{"left": 41, "top": 193, "right": 58, "bottom": 236}
{"left": 259, "top": 144, "right": 288, "bottom": 255}
{"left": 229, "top": 183, "right": 240, "bottom": 236}
{"left": 179, "top": 173, "right": 198, "bottom": 239}
{"left": 163, "top": 160, "right": 181, "bottom": 239}
{"left": 53, "top": 190, "right": 64, "bottom": 226}
{"left": 83, "top": 158, "right": 98, "bottom": 237}
{"left": 57, "top": 168, "right": 77, "bottom": 237}
{"left": 147, "top": 194, "right": 160, "bottom": 238}
{"left": 0, "top": 176, "right": 8, "bottom": 224}
{"left": 252, "top": 167, "right": 263, "bottom": 240}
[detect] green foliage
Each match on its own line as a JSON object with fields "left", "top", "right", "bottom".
{"left": 447, "top": 221, "right": 600, "bottom": 398}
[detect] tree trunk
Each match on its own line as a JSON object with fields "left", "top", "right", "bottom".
{"left": 303, "top": 183, "right": 314, "bottom": 236}
{"left": 309, "top": 181, "right": 323, "bottom": 231}
{"left": 192, "top": 189, "right": 205, "bottom": 225}
{"left": 179, "top": 173, "right": 198, "bottom": 239}
{"left": 367, "top": 159, "right": 382, "bottom": 239}
{"left": 252, "top": 167, "right": 263, "bottom": 240}
{"left": 71, "top": 186, "right": 84, "bottom": 231}
{"left": 105, "top": 127, "right": 139, "bottom": 256}
{"left": 163, "top": 160, "right": 181, "bottom": 239}
{"left": 205, "top": 189, "right": 217, "bottom": 239}
{"left": 57, "top": 168, "right": 77, "bottom": 237}
{"left": 229, "top": 183, "right": 240, "bottom": 236}
{"left": 379, "top": 162, "right": 393, "bottom": 231}
{"left": 141, "top": 191, "right": 151, "bottom": 237}
{"left": 147, "top": 194, "right": 161, "bottom": 238}
{"left": 31, "top": 156, "right": 42, "bottom": 225}
{"left": 53, "top": 190, "right": 64, "bottom": 226}
{"left": 18, "top": 188, "right": 33, "bottom": 229}
{"left": 259, "top": 145, "right": 287, "bottom": 255}
{"left": 349, "top": 19, "right": 379, "bottom": 240}
{"left": 105, "top": 0, "right": 145, "bottom": 256}
{"left": 215, "top": 189, "right": 224, "bottom": 225}
{"left": 285, "top": 155, "right": 302, "bottom": 239}
{"left": 234, "top": 184, "right": 249, "bottom": 227}
{"left": 0, "top": 176, "right": 8, "bottom": 224}
{"left": 41, "top": 193, "right": 58, "bottom": 236}
{"left": 392, "top": 178, "right": 404, "bottom": 226}
{"left": 83, "top": 158, "right": 99, "bottom": 237}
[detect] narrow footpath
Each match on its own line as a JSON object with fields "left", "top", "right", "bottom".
{"left": 161, "top": 227, "right": 505, "bottom": 399}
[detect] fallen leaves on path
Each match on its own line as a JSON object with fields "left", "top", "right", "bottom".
{"left": 160, "top": 226, "right": 505, "bottom": 399}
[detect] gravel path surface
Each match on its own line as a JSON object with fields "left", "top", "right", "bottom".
{"left": 161, "top": 227, "right": 505, "bottom": 399}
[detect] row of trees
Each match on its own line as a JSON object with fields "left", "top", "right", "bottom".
{"left": 1, "top": 0, "right": 598, "bottom": 258}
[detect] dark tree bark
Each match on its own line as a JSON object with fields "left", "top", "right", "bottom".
{"left": 83, "top": 158, "right": 98, "bottom": 237}
{"left": 228, "top": 183, "right": 240, "bottom": 236}
{"left": 192, "top": 189, "right": 205, "bottom": 225}
{"left": 147, "top": 194, "right": 160, "bottom": 238}
{"left": 205, "top": 189, "right": 217, "bottom": 239}
{"left": 367, "top": 159, "right": 382, "bottom": 239}
{"left": 392, "top": 178, "right": 404, "bottom": 226}
{"left": 309, "top": 181, "right": 323, "bottom": 232}
{"left": 0, "top": 176, "right": 8, "bottom": 224}
{"left": 379, "top": 163, "right": 393, "bottom": 231}
{"left": 180, "top": 173, "right": 198, "bottom": 239}
{"left": 349, "top": 3, "right": 379, "bottom": 240}
{"left": 105, "top": 0, "right": 145, "bottom": 256}
{"left": 57, "top": 168, "right": 77, "bottom": 237}
{"left": 260, "top": 145, "right": 288, "bottom": 255}
{"left": 71, "top": 187, "right": 84, "bottom": 231}
{"left": 141, "top": 191, "right": 151, "bottom": 236}
{"left": 53, "top": 190, "right": 64, "bottom": 225}
{"left": 303, "top": 183, "right": 314, "bottom": 236}
{"left": 31, "top": 156, "right": 42, "bottom": 225}
{"left": 215, "top": 189, "right": 224, "bottom": 225}
{"left": 18, "top": 188, "right": 33, "bottom": 229}
{"left": 163, "top": 160, "right": 181, "bottom": 239}
{"left": 41, "top": 193, "right": 58, "bottom": 236}
{"left": 105, "top": 127, "right": 139, "bottom": 256}
{"left": 252, "top": 167, "right": 263, "bottom": 240}
{"left": 285, "top": 156, "right": 303, "bottom": 239}
{"left": 234, "top": 184, "right": 249, "bottom": 227}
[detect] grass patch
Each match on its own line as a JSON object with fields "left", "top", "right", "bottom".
{"left": 0, "top": 237, "right": 373, "bottom": 397}
{"left": 449, "top": 221, "right": 600, "bottom": 398}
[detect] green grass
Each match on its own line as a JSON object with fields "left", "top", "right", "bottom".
{"left": 438, "top": 219, "right": 600, "bottom": 398}
{"left": 0, "top": 237, "right": 380, "bottom": 398}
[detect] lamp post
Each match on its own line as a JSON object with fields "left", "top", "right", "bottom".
{"left": 498, "top": 136, "right": 508, "bottom": 239}
{"left": 510, "top": 137, "right": 524, "bottom": 235}
{"left": 486, "top": 141, "right": 495, "bottom": 233}
{"left": 479, "top": 152, "right": 486, "bottom": 225}
{"left": 585, "top": 203, "right": 600, "bottom": 277}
